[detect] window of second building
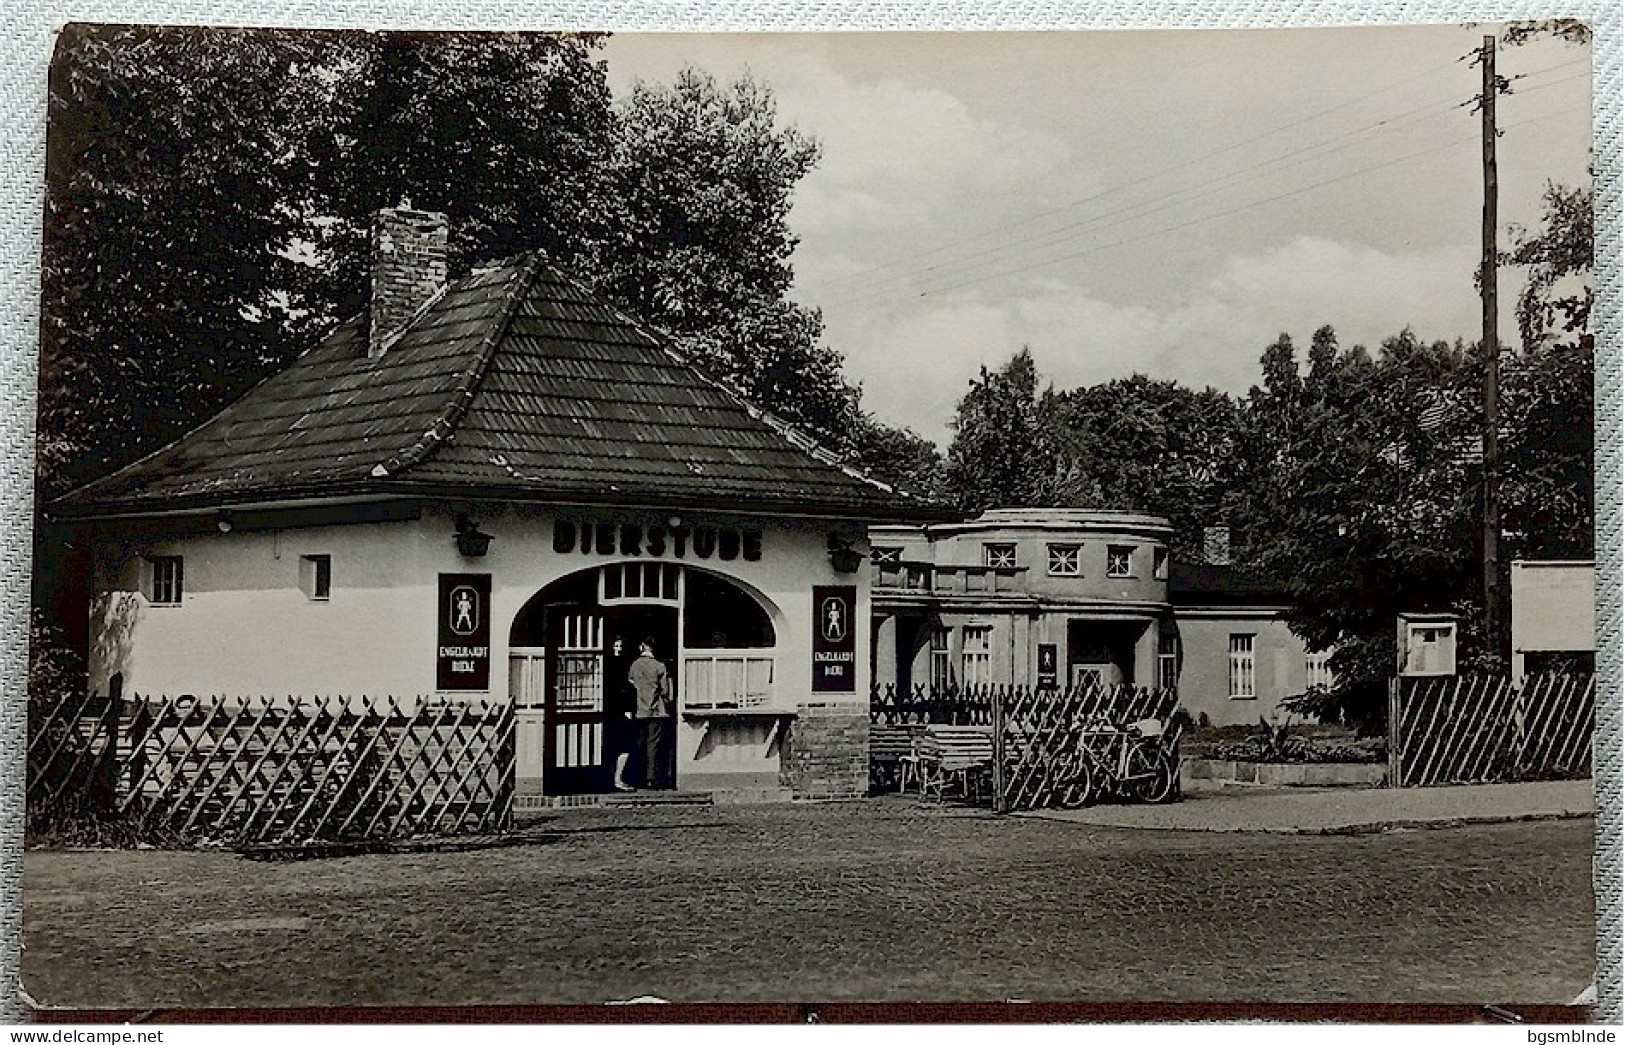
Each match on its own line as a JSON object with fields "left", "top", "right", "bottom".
{"left": 1158, "top": 631, "right": 1179, "bottom": 692}
{"left": 1046, "top": 544, "right": 1081, "bottom": 576}
{"left": 872, "top": 546, "right": 903, "bottom": 565}
{"left": 983, "top": 543, "right": 1017, "bottom": 569}
{"left": 961, "top": 625, "right": 993, "bottom": 687}
{"left": 300, "top": 554, "right": 331, "bottom": 600}
{"left": 929, "top": 626, "right": 953, "bottom": 689}
{"left": 149, "top": 555, "right": 183, "bottom": 605}
{"left": 1107, "top": 545, "right": 1135, "bottom": 578}
{"left": 1228, "top": 633, "right": 1256, "bottom": 699}
{"left": 1153, "top": 546, "right": 1170, "bottom": 580}
{"left": 1304, "top": 650, "right": 1334, "bottom": 690}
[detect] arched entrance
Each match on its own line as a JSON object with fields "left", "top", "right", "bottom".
{"left": 510, "top": 564, "right": 778, "bottom": 796}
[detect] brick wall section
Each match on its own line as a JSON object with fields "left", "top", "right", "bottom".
{"left": 782, "top": 703, "right": 869, "bottom": 800}
{"left": 369, "top": 207, "right": 449, "bottom": 358}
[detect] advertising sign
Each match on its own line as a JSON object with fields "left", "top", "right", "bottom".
{"left": 438, "top": 573, "right": 492, "bottom": 691}
{"left": 1037, "top": 643, "right": 1058, "bottom": 688}
{"left": 812, "top": 585, "right": 857, "bottom": 693}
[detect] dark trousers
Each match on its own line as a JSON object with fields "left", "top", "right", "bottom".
{"left": 637, "top": 716, "right": 669, "bottom": 788}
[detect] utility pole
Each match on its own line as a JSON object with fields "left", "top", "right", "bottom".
{"left": 1479, "top": 33, "right": 1504, "bottom": 665}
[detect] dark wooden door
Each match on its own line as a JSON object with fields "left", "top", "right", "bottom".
{"left": 543, "top": 608, "right": 609, "bottom": 795}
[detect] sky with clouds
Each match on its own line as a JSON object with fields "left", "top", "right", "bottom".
{"left": 601, "top": 27, "right": 1593, "bottom": 446}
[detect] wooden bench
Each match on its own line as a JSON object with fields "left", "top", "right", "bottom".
{"left": 915, "top": 724, "right": 994, "bottom": 800}
{"left": 869, "top": 724, "right": 918, "bottom": 793}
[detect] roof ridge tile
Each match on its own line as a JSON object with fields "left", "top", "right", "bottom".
{"left": 370, "top": 255, "right": 543, "bottom": 480}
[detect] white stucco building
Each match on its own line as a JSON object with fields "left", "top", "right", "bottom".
{"left": 52, "top": 207, "right": 948, "bottom": 802}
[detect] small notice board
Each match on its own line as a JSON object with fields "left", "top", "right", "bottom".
{"left": 438, "top": 573, "right": 492, "bottom": 691}
{"left": 812, "top": 585, "right": 857, "bottom": 693}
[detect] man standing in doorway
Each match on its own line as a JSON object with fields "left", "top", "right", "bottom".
{"left": 628, "top": 637, "right": 672, "bottom": 789}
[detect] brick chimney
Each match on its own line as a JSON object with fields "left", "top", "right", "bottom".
{"left": 1202, "top": 525, "right": 1231, "bottom": 566}
{"left": 368, "top": 204, "right": 448, "bottom": 358}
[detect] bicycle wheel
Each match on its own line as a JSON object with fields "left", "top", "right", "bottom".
{"left": 1057, "top": 755, "right": 1094, "bottom": 809}
{"left": 1123, "top": 742, "right": 1176, "bottom": 804}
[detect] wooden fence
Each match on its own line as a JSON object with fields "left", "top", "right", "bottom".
{"left": 869, "top": 681, "right": 1181, "bottom": 809}
{"left": 997, "top": 683, "right": 1181, "bottom": 812}
{"left": 870, "top": 683, "right": 992, "bottom": 725}
{"left": 28, "top": 691, "right": 515, "bottom": 846}
{"left": 1389, "top": 672, "right": 1593, "bottom": 788}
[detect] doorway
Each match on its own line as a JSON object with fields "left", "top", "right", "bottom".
{"left": 511, "top": 568, "right": 683, "bottom": 796}
{"left": 535, "top": 604, "right": 677, "bottom": 796}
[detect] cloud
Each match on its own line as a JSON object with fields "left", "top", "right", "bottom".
{"left": 768, "top": 61, "right": 1095, "bottom": 293}
{"left": 833, "top": 236, "right": 1484, "bottom": 445}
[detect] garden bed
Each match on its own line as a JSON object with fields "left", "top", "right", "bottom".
{"left": 1180, "top": 722, "right": 1387, "bottom": 789}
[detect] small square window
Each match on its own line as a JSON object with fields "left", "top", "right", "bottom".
{"left": 1107, "top": 545, "right": 1134, "bottom": 578}
{"left": 1046, "top": 544, "right": 1081, "bottom": 576}
{"left": 984, "top": 543, "right": 1017, "bottom": 569}
{"left": 300, "top": 555, "right": 331, "bottom": 600}
{"left": 872, "top": 546, "right": 903, "bottom": 564}
{"left": 149, "top": 556, "right": 183, "bottom": 605}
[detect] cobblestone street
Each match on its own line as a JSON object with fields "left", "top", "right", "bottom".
{"left": 22, "top": 799, "right": 1595, "bottom": 1010}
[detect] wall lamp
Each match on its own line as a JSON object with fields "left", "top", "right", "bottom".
{"left": 827, "top": 534, "right": 864, "bottom": 575}
{"left": 456, "top": 514, "right": 494, "bottom": 557}
{"left": 216, "top": 510, "right": 234, "bottom": 534}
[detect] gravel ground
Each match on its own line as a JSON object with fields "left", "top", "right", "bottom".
{"left": 21, "top": 799, "right": 1595, "bottom": 1010}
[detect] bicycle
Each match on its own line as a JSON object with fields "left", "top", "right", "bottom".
{"left": 1075, "top": 716, "right": 1180, "bottom": 805}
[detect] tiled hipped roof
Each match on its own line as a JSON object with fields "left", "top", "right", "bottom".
{"left": 55, "top": 255, "right": 941, "bottom": 521}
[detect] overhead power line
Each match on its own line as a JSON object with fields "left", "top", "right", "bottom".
{"left": 808, "top": 55, "right": 1592, "bottom": 309}
{"left": 806, "top": 51, "right": 1472, "bottom": 292}
{"left": 820, "top": 92, "right": 1470, "bottom": 309}
{"left": 807, "top": 54, "right": 1588, "bottom": 299}
{"left": 897, "top": 109, "right": 1557, "bottom": 301}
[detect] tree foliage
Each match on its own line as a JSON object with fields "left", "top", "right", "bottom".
{"left": 40, "top": 29, "right": 862, "bottom": 501}
{"left": 945, "top": 348, "right": 1059, "bottom": 513}
{"left": 847, "top": 416, "right": 947, "bottom": 501}
{"left": 1224, "top": 328, "right": 1488, "bottom": 727}
{"left": 41, "top": 26, "right": 339, "bottom": 495}
{"left": 1047, "top": 376, "right": 1238, "bottom": 561}
{"left": 591, "top": 69, "right": 860, "bottom": 440}
{"left": 1500, "top": 182, "right": 1594, "bottom": 560}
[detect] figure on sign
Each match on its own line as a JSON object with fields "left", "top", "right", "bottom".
{"left": 452, "top": 587, "right": 477, "bottom": 634}
{"left": 823, "top": 597, "right": 847, "bottom": 643}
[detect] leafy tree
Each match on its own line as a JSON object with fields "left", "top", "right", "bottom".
{"left": 944, "top": 348, "right": 1058, "bottom": 513}
{"left": 1226, "top": 328, "right": 1485, "bottom": 729}
{"left": 1499, "top": 182, "right": 1594, "bottom": 560}
{"left": 40, "top": 25, "right": 341, "bottom": 498}
{"left": 323, "top": 32, "right": 619, "bottom": 314}
{"left": 847, "top": 417, "right": 946, "bottom": 501}
{"left": 1047, "top": 375, "right": 1238, "bottom": 560}
{"left": 591, "top": 69, "right": 859, "bottom": 442}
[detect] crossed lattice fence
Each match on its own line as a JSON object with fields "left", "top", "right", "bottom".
{"left": 27, "top": 691, "right": 515, "bottom": 845}
{"left": 868, "top": 681, "right": 1180, "bottom": 809}
{"left": 998, "top": 683, "right": 1180, "bottom": 812}
{"left": 1389, "top": 672, "right": 1594, "bottom": 787}
{"left": 869, "top": 683, "right": 992, "bottom": 725}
